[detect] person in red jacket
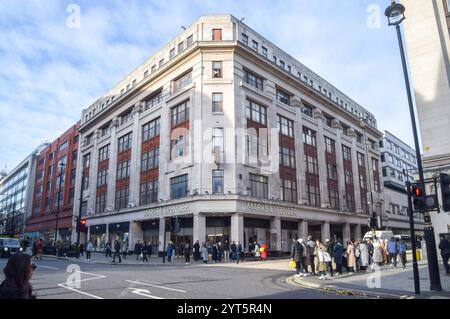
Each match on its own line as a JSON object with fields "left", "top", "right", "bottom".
{"left": 260, "top": 244, "right": 268, "bottom": 261}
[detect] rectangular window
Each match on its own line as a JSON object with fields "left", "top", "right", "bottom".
{"left": 170, "top": 48, "right": 175, "bottom": 59}
{"left": 212, "top": 29, "right": 222, "bottom": 41}
{"left": 116, "top": 160, "right": 130, "bottom": 180}
{"left": 252, "top": 40, "right": 258, "bottom": 51}
{"left": 118, "top": 133, "right": 132, "bottom": 153}
{"left": 145, "top": 91, "right": 162, "bottom": 110}
{"left": 327, "top": 163, "right": 337, "bottom": 180}
{"left": 172, "top": 70, "right": 192, "bottom": 93}
{"left": 324, "top": 115, "right": 333, "bottom": 128}
{"left": 142, "top": 118, "right": 161, "bottom": 142}
{"left": 277, "top": 115, "right": 294, "bottom": 138}
{"left": 279, "top": 60, "right": 285, "bottom": 69}
{"left": 325, "top": 137, "right": 335, "bottom": 154}
{"left": 276, "top": 89, "right": 290, "bottom": 105}
{"left": 212, "top": 61, "right": 222, "bottom": 78}
{"left": 98, "top": 144, "right": 110, "bottom": 162}
{"left": 344, "top": 169, "right": 354, "bottom": 185}
{"left": 262, "top": 46, "right": 267, "bottom": 58}
{"left": 171, "top": 174, "right": 188, "bottom": 199}
{"left": 71, "top": 168, "right": 76, "bottom": 185}
{"left": 212, "top": 170, "right": 224, "bottom": 194}
{"left": 245, "top": 99, "right": 267, "bottom": 125}
{"left": 159, "top": 59, "right": 164, "bottom": 68}
{"left": 342, "top": 125, "right": 349, "bottom": 136}
{"left": 151, "top": 65, "right": 156, "bottom": 73}
{"left": 96, "top": 193, "right": 107, "bottom": 214}
{"left": 178, "top": 42, "right": 184, "bottom": 53}
{"left": 303, "top": 127, "right": 316, "bottom": 147}
{"left": 97, "top": 169, "right": 108, "bottom": 187}
{"left": 329, "top": 190, "right": 340, "bottom": 210}
{"left": 141, "top": 147, "right": 159, "bottom": 171}
{"left": 144, "top": 70, "right": 149, "bottom": 78}
{"left": 243, "top": 69, "right": 263, "bottom": 91}
{"left": 59, "top": 141, "right": 68, "bottom": 152}
{"left": 346, "top": 193, "right": 355, "bottom": 212}
{"left": 170, "top": 135, "right": 187, "bottom": 160}
{"left": 171, "top": 100, "right": 190, "bottom": 127}
{"left": 342, "top": 145, "right": 352, "bottom": 161}
{"left": 187, "top": 34, "right": 194, "bottom": 47}
{"left": 302, "top": 104, "right": 313, "bottom": 117}
{"left": 140, "top": 179, "right": 158, "bottom": 205}
{"left": 120, "top": 110, "right": 133, "bottom": 125}
{"left": 307, "top": 185, "right": 320, "bottom": 207}
{"left": 356, "top": 133, "right": 363, "bottom": 144}
{"left": 305, "top": 155, "right": 319, "bottom": 175}
{"left": 249, "top": 174, "right": 268, "bottom": 199}
{"left": 115, "top": 187, "right": 129, "bottom": 210}
{"left": 280, "top": 147, "right": 296, "bottom": 168}
{"left": 357, "top": 152, "right": 365, "bottom": 167}
{"left": 212, "top": 93, "right": 223, "bottom": 113}
{"left": 212, "top": 128, "right": 224, "bottom": 154}
{"left": 241, "top": 33, "right": 248, "bottom": 45}
{"left": 281, "top": 179, "right": 297, "bottom": 203}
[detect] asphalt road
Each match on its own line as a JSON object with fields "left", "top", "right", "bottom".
{"left": 0, "top": 257, "right": 361, "bottom": 299}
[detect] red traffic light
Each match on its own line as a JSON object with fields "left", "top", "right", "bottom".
{"left": 412, "top": 186, "right": 423, "bottom": 197}
{"left": 80, "top": 219, "right": 87, "bottom": 225}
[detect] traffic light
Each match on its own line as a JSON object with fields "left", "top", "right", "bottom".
{"left": 440, "top": 173, "right": 450, "bottom": 212}
{"left": 77, "top": 218, "right": 87, "bottom": 232}
{"left": 368, "top": 216, "right": 377, "bottom": 229}
{"left": 411, "top": 183, "right": 426, "bottom": 212}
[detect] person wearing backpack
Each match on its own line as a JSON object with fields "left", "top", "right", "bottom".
{"left": 398, "top": 239, "right": 407, "bottom": 269}
{"left": 387, "top": 237, "right": 399, "bottom": 269}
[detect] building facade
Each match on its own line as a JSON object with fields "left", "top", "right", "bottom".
{"left": 24, "top": 124, "right": 80, "bottom": 245}
{"left": 379, "top": 130, "right": 424, "bottom": 233}
{"left": 402, "top": 0, "right": 450, "bottom": 240}
{"left": 0, "top": 143, "right": 50, "bottom": 238}
{"left": 74, "top": 15, "right": 384, "bottom": 253}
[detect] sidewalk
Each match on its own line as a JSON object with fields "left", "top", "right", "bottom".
{"left": 289, "top": 260, "right": 450, "bottom": 299}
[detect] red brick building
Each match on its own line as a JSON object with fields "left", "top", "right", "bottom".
{"left": 24, "top": 123, "right": 80, "bottom": 244}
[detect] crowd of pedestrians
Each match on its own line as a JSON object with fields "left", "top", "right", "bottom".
{"left": 291, "top": 235, "right": 411, "bottom": 280}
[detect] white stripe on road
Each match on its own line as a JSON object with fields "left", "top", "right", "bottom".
{"left": 57, "top": 284, "right": 104, "bottom": 299}
{"left": 36, "top": 265, "right": 60, "bottom": 270}
{"left": 125, "top": 280, "right": 187, "bottom": 293}
{"left": 128, "top": 288, "right": 164, "bottom": 299}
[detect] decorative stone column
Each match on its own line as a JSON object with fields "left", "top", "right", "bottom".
{"left": 231, "top": 213, "right": 244, "bottom": 245}
{"left": 129, "top": 220, "right": 143, "bottom": 249}
{"left": 321, "top": 221, "right": 331, "bottom": 243}
{"left": 193, "top": 212, "right": 206, "bottom": 244}
{"left": 343, "top": 223, "right": 351, "bottom": 245}
{"left": 349, "top": 128, "right": 362, "bottom": 213}
{"left": 129, "top": 102, "right": 144, "bottom": 206}
{"left": 298, "top": 219, "right": 309, "bottom": 240}
{"left": 355, "top": 224, "right": 362, "bottom": 241}
{"left": 270, "top": 216, "right": 282, "bottom": 252}
{"left": 333, "top": 120, "right": 346, "bottom": 211}
{"left": 107, "top": 117, "right": 120, "bottom": 211}
{"left": 313, "top": 109, "right": 330, "bottom": 208}
{"left": 294, "top": 98, "right": 307, "bottom": 204}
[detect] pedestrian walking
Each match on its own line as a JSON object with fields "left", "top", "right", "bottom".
{"left": 201, "top": 243, "right": 208, "bottom": 264}
{"left": 230, "top": 241, "right": 237, "bottom": 261}
{"left": 121, "top": 241, "right": 128, "bottom": 260}
{"left": 37, "top": 239, "right": 43, "bottom": 260}
{"left": 79, "top": 243, "right": 84, "bottom": 257}
{"left": 32, "top": 240, "right": 38, "bottom": 260}
{"left": 86, "top": 241, "right": 93, "bottom": 261}
{"left": 223, "top": 240, "right": 230, "bottom": 262}
{"left": 105, "top": 242, "right": 112, "bottom": 258}
{"left": 298, "top": 238, "right": 309, "bottom": 276}
{"left": 306, "top": 236, "right": 316, "bottom": 275}
{"left": 217, "top": 242, "right": 223, "bottom": 263}
{"left": 185, "top": 242, "right": 191, "bottom": 263}
{"left": 387, "top": 237, "right": 399, "bottom": 269}
{"left": 134, "top": 241, "right": 141, "bottom": 261}
{"left": 0, "top": 254, "right": 36, "bottom": 299}
{"left": 346, "top": 241, "right": 356, "bottom": 274}
{"left": 193, "top": 240, "right": 200, "bottom": 262}
{"left": 398, "top": 239, "right": 407, "bottom": 269}
{"left": 236, "top": 241, "right": 244, "bottom": 264}
{"left": 359, "top": 241, "right": 370, "bottom": 271}
{"left": 212, "top": 243, "right": 218, "bottom": 263}
{"left": 254, "top": 242, "right": 261, "bottom": 260}
{"left": 438, "top": 236, "right": 450, "bottom": 275}
{"left": 260, "top": 243, "right": 268, "bottom": 261}
{"left": 167, "top": 241, "right": 174, "bottom": 262}
{"left": 148, "top": 243, "right": 153, "bottom": 257}
{"left": 291, "top": 238, "right": 304, "bottom": 277}
{"left": 381, "top": 239, "right": 388, "bottom": 265}
{"left": 141, "top": 242, "right": 149, "bottom": 262}
{"left": 324, "top": 238, "right": 334, "bottom": 276}
{"left": 333, "top": 240, "right": 344, "bottom": 275}
{"left": 112, "top": 240, "right": 122, "bottom": 263}
{"left": 354, "top": 241, "right": 361, "bottom": 272}
{"left": 314, "top": 240, "right": 329, "bottom": 280}
{"left": 372, "top": 239, "right": 383, "bottom": 267}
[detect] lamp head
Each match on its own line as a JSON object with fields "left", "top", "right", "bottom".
{"left": 385, "top": 1, "right": 406, "bottom": 26}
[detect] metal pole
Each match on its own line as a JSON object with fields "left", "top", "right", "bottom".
{"left": 406, "top": 181, "right": 421, "bottom": 294}
{"left": 54, "top": 163, "right": 65, "bottom": 246}
{"left": 395, "top": 25, "right": 442, "bottom": 291}
{"left": 162, "top": 218, "right": 166, "bottom": 263}
{"left": 77, "top": 170, "right": 84, "bottom": 244}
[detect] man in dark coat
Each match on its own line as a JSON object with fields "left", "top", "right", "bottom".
{"left": 438, "top": 236, "right": 450, "bottom": 274}
{"left": 112, "top": 240, "right": 122, "bottom": 263}
{"left": 193, "top": 240, "right": 200, "bottom": 262}
{"left": 333, "top": 240, "right": 344, "bottom": 275}
{"left": 291, "top": 238, "right": 304, "bottom": 277}
{"left": 134, "top": 241, "right": 141, "bottom": 260}
{"left": 230, "top": 241, "right": 237, "bottom": 261}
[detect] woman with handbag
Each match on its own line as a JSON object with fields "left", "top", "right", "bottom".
{"left": 314, "top": 240, "right": 328, "bottom": 280}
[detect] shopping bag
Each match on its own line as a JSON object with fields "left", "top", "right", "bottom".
{"left": 288, "top": 260, "right": 296, "bottom": 269}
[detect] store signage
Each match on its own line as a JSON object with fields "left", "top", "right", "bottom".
{"left": 246, "top": 202, "right": 297, "bottom": 217}
{"left": 144, "top": 203, "right": 192, "bottom": 218}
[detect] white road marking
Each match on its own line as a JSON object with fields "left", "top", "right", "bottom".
{"left": 57, "top": 284, "right": 104, "bottom": 299}
{"left": 36, "top": 265, "right": 60, "bottom": 270}
{"left": 128, "top": 288, "right": 164, "bottom": 299}
{"left": 125, "top": 280, "right": 187, "bottom": 293}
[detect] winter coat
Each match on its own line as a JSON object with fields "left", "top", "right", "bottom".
{"left": 193, "top": 242, "right": 200, "bottom": 254}
{"left": 300, "top": 242, "right": 308, "bottom": 258}
{"left": 333, "top": 242, "right": 344, "bottom": 264}
{"left": 201, "top": 246, "right": 208, "bottom": 261}
{"left": 313, "top": 244, "right": 328, "bottom": 272}
{"left": 387, "top": 240, "right": 399, "bottom": 254}
{"left": 372, "top": 242, "right": 383, "bottom": 263}
{"left": 86, "top": 243, "right": 93, "bottom": 252}
{"left": 261, "top": 244, "right": 268, "bottom": 259}
{"left": 381, "top": 241, "right": 388, "bottom": 262}
{"left": 359, "top": 243, "right": 370, "bottom": 267}
{"left": 212, "top": 245, "right": 218, "bottom": 260}
{"left": 0, "top": 281, "right": 35, "bottom": 299}
{"left": 134, "top": 243, "right": 141, "bottom": 254}
{"left": 306, "top": 240, "right": 315, "bottom": 256}
{"left": 439, "top": 239, "right": 450, "bottom": 256}
{"left": 167, "top": 244, "right": 174, "bottom": 257}
{"left": 346, "top": 244, "right": 356, "bottom": 268}
{"left": 290, "top": 241, "right": 303, "bottom": 262}
{"left": 254, "top": 244, "right": 261, "bottom": 257}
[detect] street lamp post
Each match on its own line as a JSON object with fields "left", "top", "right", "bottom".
{"left": 54, "top": 162, "right": 65, "bottom": 246}
{"left": 385, "top": 0, "right": 442, "bottom": 292}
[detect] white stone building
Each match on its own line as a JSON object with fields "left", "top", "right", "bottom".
{"left": 73, "top": 15, "right": 384, "bottom": 253}
{"left": 379, "top": 130, "right": 424, "bottom": 233}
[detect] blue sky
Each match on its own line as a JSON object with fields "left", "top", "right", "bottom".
{"left": 0, "top": 0, "right": 416, "bottom": 171}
